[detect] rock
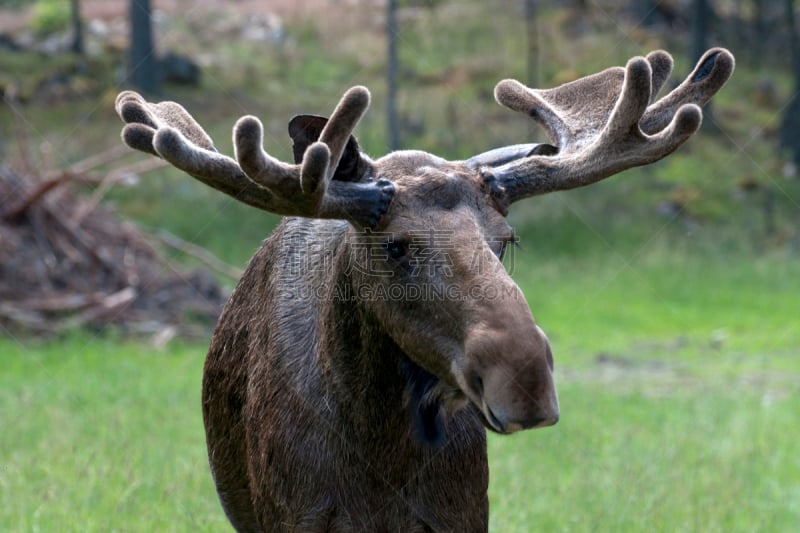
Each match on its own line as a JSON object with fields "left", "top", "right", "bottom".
{"left": 158, "top": 52, "right": 201, "bottom": 86}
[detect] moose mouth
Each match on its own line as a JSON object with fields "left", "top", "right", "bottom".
{"left": 467, "top": 374, "right": 556, "bottom": 434}
{"left": 412, "top": 381, "right": 509, "bottom": 441}
{"left": 435, "top": 385, "right": 508, "bottom": 435}
{"left": 475, "top": 402, "right": 553, "bottom": 434}
{"left": 467, "top": 375, "right": 505, "bottom": 433}
{"left": 464, "top": 373, "right": 512, "bottom": 434}
{"left": 477, "top": 400, "right": 507, "bottom": 434}
{"left": 405, "top": 357, "right": 553, "bottom": 443}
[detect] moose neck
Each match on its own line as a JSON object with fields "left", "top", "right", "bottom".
{"left": 318, "top": 234, "right": 457, "bottom": 449}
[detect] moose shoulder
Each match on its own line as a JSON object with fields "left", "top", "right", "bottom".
{"left": 116, "top": 48, "right": 733, "bottom": 531}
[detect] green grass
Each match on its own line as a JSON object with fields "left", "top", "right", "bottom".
{"left": 488, "top": 240, "right": 800, "bottom": 531}
{"left": 1, "top": 249, "right": 798, "bottom": 532}
{"left": 515, "top": 242, "right": 800, "bottom": 360}
{"left": 0, "top": 335, "right": 227, "bottom": 532}
{"left": 488, "top": 380, "right": 800, "bottom": 532}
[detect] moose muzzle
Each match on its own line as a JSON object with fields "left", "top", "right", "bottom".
{"left": 459, "top": 286, "right": 559, "bottom": 434}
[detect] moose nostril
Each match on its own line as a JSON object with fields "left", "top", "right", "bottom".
{"left": 546, "top": 344, "right": 554, "bottom": 371}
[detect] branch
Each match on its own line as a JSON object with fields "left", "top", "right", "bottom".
{"left": 1, "top": 174, "right": 71, "bottom": 221}
{"left": 153, "top": 229, "right": 244, "bottom": 280}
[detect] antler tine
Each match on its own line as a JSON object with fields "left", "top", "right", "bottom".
{"left": 117, "top": 91, "right": 277, "bottom": 209}
{"left": 641, "top": 48, "right": 734, "bottom": 134}
{"left": 152, "top": 127, "right": 269, "bottom": 201}
{"left": 646, "top": 50, "right": 673, "bottom": 104}
{"left": 606, "top": 57, "right": 653, "bottom": 138}
{"left": 233, "top": 86, "right": 371, "bottom": 208}
{"left": 233, "top": 115, "right": 308, "bottom": 190}
{"left": 318, "top": 86, "right": 371, "bottom": 179}
{"left": 116, "top": 88, "right": 394, "bottom": 227}
{"left": 486, "top": 48, "right": 734, "bottom": 206}
{"left": 117, "top": 91, "right": 217, "bottom": 152}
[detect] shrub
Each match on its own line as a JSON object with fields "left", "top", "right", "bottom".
{"left": 30, "top": 0, "right": 70, "bottom": 37}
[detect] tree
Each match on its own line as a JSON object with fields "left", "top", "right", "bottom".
{"left": 691, "top": 0, "right": 711, "bottom": 64}
{"left": 128, "top": 0, "right": 158, "bottom": 94}
{"left": 524, "top": 0, "right": 539, "bottom": 88}
{"left": 70, "top": 0, "right": 84, "bottom": 55}
{"left": 386, "top": 0, "right": 400, "bottom": 151}
{"left": 691, "top": 0, "right": 716, "bottom": 129}
{"left": 780, "top": 0, "right": 800, "bottom": 165}
{"left": 636, "top": 0, "right": 658, "bottom": 27}
{"left": 752, "top": 0, "right": 767, "bottom": 60}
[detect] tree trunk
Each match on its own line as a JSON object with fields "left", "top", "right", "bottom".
{"left": 386, "top": 0, "right": 400, "bottom": 152}
{"left": 691, "top": 0, "right": 716, "bottom": 129}
{"left": 70, "top": 0, "right": 84, "bottom": 55}
{"left": 128, "top": 0, "right": 159, "bottom": 94}
{"left": 787, "top": 0, "right": 800, "bottom": 89}
{"left": 524, "top": 0, "right": 539, "bottom": 88}
{"left": 524, "top": 0, "right": 541, "bottom": 138}
{"left": 753, "top": 0, "right": 766, "bottom": 60}
{"left": 691, "top": 0, "right": 711, "bottom": 63}
{"left": 636, "top": 0, "right": 657, "bottom": 27}
{"left": 780, "top": 0, "right": 800, "bottom": 165}
{"left": 733, "top": 0, "right": 744, "bottom": 52}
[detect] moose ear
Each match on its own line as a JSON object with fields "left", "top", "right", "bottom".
{"left": 288, "top": 114, "right": 367, "bottom": 182}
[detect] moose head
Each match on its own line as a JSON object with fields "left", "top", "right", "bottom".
{"left": 116, "top": 48, "right": 733, "bottom": 530}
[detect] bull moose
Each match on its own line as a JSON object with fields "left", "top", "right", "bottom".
{"left": 116, "top": 47, "right": 733, "bottom": 531}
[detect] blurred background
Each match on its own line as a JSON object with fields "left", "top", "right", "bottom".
{"left": 1, "top": 1, "right": 798, "bottom": 531}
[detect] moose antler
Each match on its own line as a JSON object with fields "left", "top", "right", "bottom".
{"left": 483, "top": 48, "right": 734, "bottom": 208}
{"left": 115, "top": 88, "right": 394, "bottom": 228}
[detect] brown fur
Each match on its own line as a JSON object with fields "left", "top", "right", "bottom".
{"left": 203, "top": 159, "right": 556, "bottom": 531}
{"left": 115, "top": 48, "right": 733, "bottom": 532}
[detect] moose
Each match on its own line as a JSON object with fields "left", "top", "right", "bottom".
{"left": 116, "top": 48, "right": 733, "bottom": 531}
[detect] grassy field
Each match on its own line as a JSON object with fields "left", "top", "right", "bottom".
{"left": 0, "top": 336, "right": 226, "bottom": 532}
{"left": 487, "top": 224, "right": 800, "bottom": 532}
{"left": 2, "top": 244, "right": 798, "bottom": 532}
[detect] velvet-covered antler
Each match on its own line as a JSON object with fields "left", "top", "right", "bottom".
{"left": 481, "top": 48, "right": 734, "bottom": 209}
{"left": 115, "top": 87, "right": 393, "bottom": 228}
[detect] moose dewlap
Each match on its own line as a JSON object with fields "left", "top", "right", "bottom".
{"left": 117, "top": 48, "right": 733, "bottom": 531}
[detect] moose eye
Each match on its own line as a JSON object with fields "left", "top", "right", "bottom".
{"left": 385, "top": 239, "right": 408, "bottom": 260}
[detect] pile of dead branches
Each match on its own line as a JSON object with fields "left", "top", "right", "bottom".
{"left": 0, "top": 148, "right": 240, "bottom": 340}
